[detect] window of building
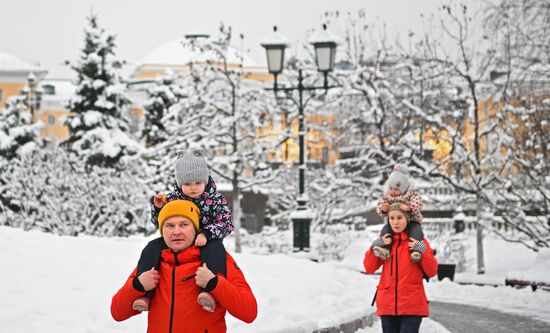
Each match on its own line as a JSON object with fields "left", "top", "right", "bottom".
{"left": 48, "top": 115, "right": 55, "bottom": 125}
{"left": 42, "top": 84, "right": 55, "bottom": 95}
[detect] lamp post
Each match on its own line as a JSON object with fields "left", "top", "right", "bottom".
{"left": 261, "top": 25, "right": 339, "bottom": 251}
{"left": 24, "top": 73, "right": 42, "bottom": 121}
{"left": 453, "top": 207, "right": 466, "bottom": 233}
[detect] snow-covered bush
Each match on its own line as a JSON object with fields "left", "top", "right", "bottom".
{"left": 239, "top": 226, "right": 292, "bottom": 255}
{"left": 0, "top": 148, "right": 152, "bottom": 236}
{"left": 314, "top": 224, "right": 358, "bottom": 262}
{"left": 431, "top": 230, "right": 468, "bottom": 272}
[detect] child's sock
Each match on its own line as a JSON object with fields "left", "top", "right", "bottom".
{"left": 411, "top": 251, "right": 422, "bottom": 263}
{"left": 373, "top": 246, "right": 390, "bottom": 260}
{"left": 132, "top": 295, "right": 151, "bottom": 312}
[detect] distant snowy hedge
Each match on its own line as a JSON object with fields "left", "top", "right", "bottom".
{"left": 0, "top": 149, "right": 152, "bottom": 237}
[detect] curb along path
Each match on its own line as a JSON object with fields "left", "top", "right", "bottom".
{"left": 312, "top": 312, "right": 377, "bottom": 333}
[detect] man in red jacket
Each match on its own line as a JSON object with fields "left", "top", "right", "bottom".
{"left": 111, "top": 200, "right": 257, "bottom": 333}
{"left": 364, "top": 202, "right": 438, "bottom": 333}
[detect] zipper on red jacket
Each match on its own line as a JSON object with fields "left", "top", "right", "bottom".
{"left": 394, "top": 237, "right": 401, "bottom": 315}
{"left": 181, "top": 274, "right": 196, "bottom": 282}
{"left": 168, "top": 252, "right": 180, "bottom": 333}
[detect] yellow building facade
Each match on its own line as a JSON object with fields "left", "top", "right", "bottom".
{"left": 419, "top": 90, "right": 549, "bottom": 179}
{"left": 35, "top": 80, "right": 75, "bottom": 141}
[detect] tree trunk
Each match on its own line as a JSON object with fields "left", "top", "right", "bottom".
{"left": 232, "top": 176, "right": 241, "bottom": 253}
{"left": 476, "top": 197, "right": 485, "bottom": 274}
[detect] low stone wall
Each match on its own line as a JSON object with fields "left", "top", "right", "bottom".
{"left": 312, "top": 312, "right": 377, "bottom": 333}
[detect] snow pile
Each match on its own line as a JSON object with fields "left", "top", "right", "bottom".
{"left": 454, "top": 231, "right": 538, "bottom": 286}
{"left": 506, "top": 248, "right": 550, "bottom": 284}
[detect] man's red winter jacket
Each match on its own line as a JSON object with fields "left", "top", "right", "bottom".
{"left": 111, "top": 246, "right": 257, "bottom": 333}
{"left": 364, "top": 232, "right": 438, "bottom": 317}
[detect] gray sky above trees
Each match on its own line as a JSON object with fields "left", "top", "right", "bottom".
{"left": 3, "top": 0, "right": 479, "bottom": 78}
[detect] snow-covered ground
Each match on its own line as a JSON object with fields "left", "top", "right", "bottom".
{"left": 452, "top": 232, "right": 540, "bottom": 286}
{"left": 1, "top": 225, "right": 549, "bottom": 332}
{"left": 0, "top": 226, "right": 374, "bottom": 332}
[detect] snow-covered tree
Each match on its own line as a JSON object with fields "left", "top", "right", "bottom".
{"left": 483, "top": 0, "right": 549, "bottom": 89}
{"left": 480, "top": 0, "right": 550, "bottom": 250}
{"left": 142, "top": 71, "right": 187, "bottom": 148}
{"left": 0, "top": 96, "right": 44, "bottom": 214}
{"left": 406, "top": 4, "right": 512, "bottom": 273}
{"left": 0, "top": 96, "right": 44, "bottom": 160}
{"left": 406, "top": 2, "right": 549, "bottom": 272}
{"left": 263, "top": 166, "right": 296, "bottom": 228}
{"left": 62, "top": 15, "right": 140, "bottom": 168}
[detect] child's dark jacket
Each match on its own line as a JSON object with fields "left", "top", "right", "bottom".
{"left": 151, "top": 176, "right": 233, "bottom": 240}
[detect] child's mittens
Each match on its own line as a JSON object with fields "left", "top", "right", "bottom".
{"left": 371, "top": 237, "right": 387, "bottom": 249}
{"left": 372, "top": 234, "right": 392, "bottom": 249}
{"left": 411, "top": 240, "right": 427, "bottom": 254}
{"left": 153, "top": 193, "right": 167, "bottom": 208}
{"left": 381, "top": 233, "right": 393, "bottom": 245}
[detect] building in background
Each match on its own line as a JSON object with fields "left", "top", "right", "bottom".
{"left": 130, "top": 34, "right": 271, "bottom": 82}
{"left": 0, "top": 51, "right": 74, "bottom": 144}
{"left": 0, "top": 51, "right": 47, "bottom": 109}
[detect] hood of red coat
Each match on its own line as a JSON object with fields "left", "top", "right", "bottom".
{"left": 161, "top": 245, "right": 201, "bottom": 265}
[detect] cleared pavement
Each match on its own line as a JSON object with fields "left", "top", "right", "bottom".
{"left": 430, "top": 300, "right": 550, "bottom": 333}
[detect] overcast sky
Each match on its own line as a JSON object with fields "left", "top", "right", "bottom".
{"left": 2, "top": 0, "right": 465, "bottom": 79}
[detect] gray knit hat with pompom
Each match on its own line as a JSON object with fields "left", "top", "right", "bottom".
{"left": 175, "top": 150, "right": 209, "bottom": 186}
{"left": 387, "top": 164, "right": 410, "bottom": 194}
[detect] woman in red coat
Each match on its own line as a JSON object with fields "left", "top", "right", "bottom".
{"left": 364, "top": 203, "right": 438, "bottom": 333}
{"left": 111, "top": 200, "right": 257, "bottom": 333}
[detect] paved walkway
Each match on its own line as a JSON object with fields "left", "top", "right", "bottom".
{"left": 430, "top": 301, "right": 550, "bottom": 333}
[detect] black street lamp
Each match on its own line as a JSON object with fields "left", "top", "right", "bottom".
{"left": 310, "top": 24, "right": 338, "bottom": 90}
{"left": 261, "top": 25, "right": 339, "bottom": 252}
{"left": 260, "top": 26, "right": 288, "bottom": 92}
